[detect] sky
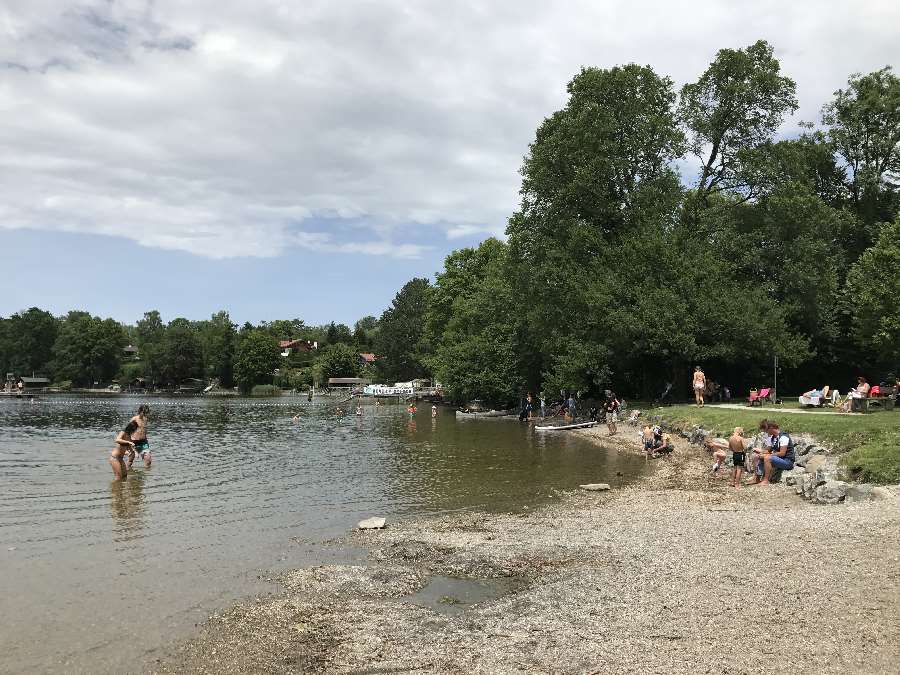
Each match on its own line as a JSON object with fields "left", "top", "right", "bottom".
{"left": 1, "top": 1, "right": 898, "bottom": 327}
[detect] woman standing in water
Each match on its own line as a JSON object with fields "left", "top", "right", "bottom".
{"left": 110, "top": 420, "right": 138, "bottom": 480}
{"left": 127, "top": 405, "right": 152, "bottom": 469}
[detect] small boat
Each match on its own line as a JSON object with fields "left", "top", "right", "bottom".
{"left": 455, "top": 409, "right": 513, "bottom": 418}
{"left": 534, "top": 421, "right": 597, "bottom": 431}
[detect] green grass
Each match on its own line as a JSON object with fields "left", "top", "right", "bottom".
{"left": 642, "top": 403, "right": 900, "bottom": 485}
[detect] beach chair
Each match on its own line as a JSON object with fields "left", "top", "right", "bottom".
{"left": 747, "top": 389, "right": 759, "bottom": 406}
{"left": 749, "top": 388, "right": 770, "bottom": 406}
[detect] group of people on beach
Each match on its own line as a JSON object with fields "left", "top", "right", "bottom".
{"left": 109, "top": 405, "right": 151, "bottom": 479}
{"left": 705, "top": 419, "right": 794, "bottom": 488}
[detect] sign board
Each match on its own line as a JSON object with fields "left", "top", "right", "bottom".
{"left": 363, "top": 385, "right": 415, "bottom": 397}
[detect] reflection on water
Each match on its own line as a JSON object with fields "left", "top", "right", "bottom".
{"left": 0, "top": 395, "right": 645, "bottom": 674}
{"left": 109, "top": 472, "right": 145, "bottom": 539}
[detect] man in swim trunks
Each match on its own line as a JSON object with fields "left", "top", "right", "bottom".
{"left": 128, "top": 404, "right": 152, "bottom": 468}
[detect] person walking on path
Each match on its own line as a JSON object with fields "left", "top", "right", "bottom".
{"left": 566, "top": 393, "right": 576, "bottom": 422}
{"left": 692, "top": 366, "right": 706, "bottom": 407}
{"left": 127, "top": 405, "right": 152, "bottom": 469}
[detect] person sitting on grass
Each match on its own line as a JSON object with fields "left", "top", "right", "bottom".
{"left": 749, "top": 421, "right": 794, "bottom": 485}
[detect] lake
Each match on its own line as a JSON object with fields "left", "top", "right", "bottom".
{"left": 0, "top": 395, "right": 644, "bottom": 674}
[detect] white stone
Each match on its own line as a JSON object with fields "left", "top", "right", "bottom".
{"left": 357, "top": 517, "right": 386, "bottom": 530}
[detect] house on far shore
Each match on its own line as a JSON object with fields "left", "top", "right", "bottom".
{"left": 20, "top": 376, "right": 51, "bottom": 391}
{"left": 280, "top": 339, "right": 317, "bottom": 357}
{"left": 123, "top": 345, "right": 139, "bottom": 359}
{"left": 359, "top": 352, "right": 377, "bottom": 367}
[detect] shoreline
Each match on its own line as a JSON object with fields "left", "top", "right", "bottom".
{"left": 151, "top": 423, "right": 900, "bottom": 674}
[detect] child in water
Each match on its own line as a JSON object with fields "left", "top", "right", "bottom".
{"left": 109, "top": 420, "right": 138, "bottom": 480}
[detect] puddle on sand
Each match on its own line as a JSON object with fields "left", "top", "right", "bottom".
{"left": 403, "top": 575, "right": 527, "bottom": 615}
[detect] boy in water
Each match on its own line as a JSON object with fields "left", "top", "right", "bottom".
{"left": 110, "top": 420, "right": 138, "bottom": 480}
{"left": 127, "top": 405, "right": 152, "bottom": 469}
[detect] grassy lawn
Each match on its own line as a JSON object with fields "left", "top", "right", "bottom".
{"left": 642, "top": 403, "right": 900, "bottom": 485}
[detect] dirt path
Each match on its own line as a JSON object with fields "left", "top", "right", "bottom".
{"left": 151, "top": 428, "right": 900, "bottom": 674}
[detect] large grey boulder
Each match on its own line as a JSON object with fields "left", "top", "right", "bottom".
{"left": 845, "top": 484, "right": 875, "bottom": 503}
{"left": 814, "top": 480, "right": 849, "bottom": 505}
{"left": 785, "top": 467, "right": 806, "bottom": 487}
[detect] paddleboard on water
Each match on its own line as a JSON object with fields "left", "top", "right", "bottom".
{"left": 534, "top": 421, "right": 597, "bottom": 431}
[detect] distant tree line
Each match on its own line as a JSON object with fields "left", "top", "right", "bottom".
{"left": 0, "top": 308, "right": 382, "bottom": 394}
{"left": 376, "top": 41, "right": 900, "bottom": 404}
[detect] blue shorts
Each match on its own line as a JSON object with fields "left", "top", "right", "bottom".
{"left": 757, "top": 454, "right": 793, "bottom": 474}
{"left": 134, "top": 440, "right": 150, "bottom": 457}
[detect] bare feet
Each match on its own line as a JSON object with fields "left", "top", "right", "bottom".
{"left": 758, "top": 479, "right": 770, "bottom": 486}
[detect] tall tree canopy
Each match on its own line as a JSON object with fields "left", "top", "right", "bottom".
{"left": 679, "top": 39, "right": 797, "bottom": 201}
{"left": 374, "top": 278, "right": 431, "bottom": 383}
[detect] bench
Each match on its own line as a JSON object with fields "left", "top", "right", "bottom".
{"left": 866, "top": 385, "right": 896, "bottom": 412}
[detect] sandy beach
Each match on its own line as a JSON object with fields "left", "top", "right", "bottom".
{"left": 151, "top": 426, "right": 900, "bottom": 674}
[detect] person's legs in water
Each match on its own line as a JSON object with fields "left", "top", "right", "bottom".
{"left": 109, "top": 453, "right": 127, "bottom": 480}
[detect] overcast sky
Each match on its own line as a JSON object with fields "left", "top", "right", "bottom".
{"left": 1, "top": 0, "right": 898, "bottom": 326}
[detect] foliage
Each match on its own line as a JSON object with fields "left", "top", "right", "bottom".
{"left": 823, "top": 66, "right": 900, "bottom": 225}
{"left": 159, "top": 318, "right": 203, "bottom": 384}
{"left": 233, "top": 330, "right": 280, "bottom": 393}
{"left": 0, "top": 307, "right": 58, "bottom": 377}
{"left": 679, "top": 39, "right": 798, "bottom": 200}
{"left": 426, "top": 240, "right": 524, "bottom": 404}
{"left": 51, "top": 311, "right": 126, "bottom": 386}
{"left": 197, "top": 311, "right": 236, "bottom": 387}
{"left": 845, "top": 217, "right": 900, "bottom": 364}
{"left": 313, "top": 343, "right": 361, "bottom": 384}
{"left": 374, "top": 278, "right": 432, "bottom": 383}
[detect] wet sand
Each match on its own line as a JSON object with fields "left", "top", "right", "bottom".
{"left": 151, "top": 427, "right": 900, "bottom": 674}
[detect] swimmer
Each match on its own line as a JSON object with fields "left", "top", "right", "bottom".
{"left": 127, "top": 404, "right": 152, "bottom": 469}
{"left": 356, "top": 405, "right": 363, "bottom": 416}
{"left": 431, "top": 405, "right": 437, "bottom": 418}
{"left": 110, "top": 420, "right": 138, "bottom": 480}
{"left": 407, "top": 403, "right": 417, "bottom": 415}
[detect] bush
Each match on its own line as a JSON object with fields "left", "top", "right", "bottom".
{"left": 250, "top": 384, "right": 279, "bottom": 396}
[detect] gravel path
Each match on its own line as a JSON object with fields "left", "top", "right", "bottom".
{"left": 151, "top": 428, "right": 900, "bottom": 674}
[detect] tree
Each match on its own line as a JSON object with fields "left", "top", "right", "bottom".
{"left": 159, "top": 318, "right": 203, "bottom": 384}
{"left": 51, "top": 311, "right": 126, "bottom": 386}
{"left": 374, "top": 278, "right": 432, "bottom": 383}
{"left": 233, "top": 330, "right": 280, "bottom": 393}
{"left": 198, "top": 310, "right": 236, "bottom": 387}
{"left": 259, "top": 319, "right": 305, "bottom": 341}
{"left": 313, "top": 343, "right": 360, "bottom": 384}
{"left": 325, "top": 322, "right": 353, "bottom": 345}
{"left": 353, "top": 316, "right": 379, "bottom": 348}
{"left": 845, "top": 217, "right": 900, "bottom": 364}
{"left": 679, "top": 40, "right": 797, "bottom": 201}
{"left": 136, "top": 311, "right": 166, "bottom": 384}
{"left": 3, "top": 307, "right": 58, "bottom": 376}
{"left": 519, "top": 63, "right": 685, "bottom": 235}
{"left": 426, "top": 240, "right": 525, "bottom": 404}
{"left": 823, "top": 66, "right": 900, "bottom": 227}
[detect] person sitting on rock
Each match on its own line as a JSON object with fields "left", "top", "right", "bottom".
{"left": 749, "top": 421, "right": 794, "bottom": 485}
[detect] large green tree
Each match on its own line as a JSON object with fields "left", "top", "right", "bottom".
{"left": 159, "top": 318, "right": 203, "bottom": 384}
{"left": 233, "top": 330, "right": 280, "bottom": 393}
{"left": 1, "top": 307, "right": 59, "bottom": 376}
{"left": 51, "top": 312, "right": 126, "bottom": 386}
{"left": 823, "top": 66, "right": 900, "bottom": 227}
{"left": 679, "top": 39, "right": 797, "bottom": 202}
{"left": 198, "top": 310, "right": 236, "bottom": 387}
{"left": 426, "top": 239, "right": 525, "bottom": 404}
{"left": 845, "top": 217, "right": 900, "bottom": 366}
{"left": 314, "top": 343, "right": 361, "bottom": 384}
{"left": 374, "top": 278, "right": 432, "bottom": 383}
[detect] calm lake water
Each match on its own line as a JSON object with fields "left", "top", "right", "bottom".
{"left": 0, "top": 395, "right": 644, "bottom": 674}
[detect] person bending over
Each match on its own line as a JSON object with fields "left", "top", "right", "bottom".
{"left": 109, "top": 421, "right": 138, "bottom": 480}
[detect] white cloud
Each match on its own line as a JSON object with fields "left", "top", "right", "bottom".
{"left": 0, "top": 0, "right": 898, "bottom": 258}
